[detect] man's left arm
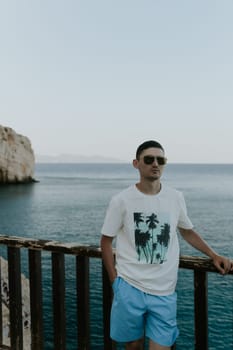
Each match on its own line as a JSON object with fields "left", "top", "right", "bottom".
{"left": 179, "top": 228, "right": 233, "bottom": 275}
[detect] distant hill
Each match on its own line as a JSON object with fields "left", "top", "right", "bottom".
{"left": 35, "top": 154, "right": 126, "bottom": 163}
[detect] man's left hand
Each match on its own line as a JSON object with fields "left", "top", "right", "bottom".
{"left": 212, "top": 254, "right": 233, "bottom": 275}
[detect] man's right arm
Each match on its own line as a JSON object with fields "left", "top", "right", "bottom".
{"left": 100, "top": 235, "right": 117, "bottom": 284}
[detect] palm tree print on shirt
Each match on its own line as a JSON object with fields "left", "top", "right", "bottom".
{"left": 134, "top": 212, "right": 170, "bottom": 264}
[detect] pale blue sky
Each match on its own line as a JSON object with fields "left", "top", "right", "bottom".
{"left": 1, "top": 1, "right": 233, "bottom": 163}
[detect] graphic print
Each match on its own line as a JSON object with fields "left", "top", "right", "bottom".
{"left": 134, "top": 212, "right": 170, "bottom": 264}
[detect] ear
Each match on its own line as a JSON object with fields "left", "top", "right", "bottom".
{"left": 132, "top": 159, "right": 139, "bottom": 169}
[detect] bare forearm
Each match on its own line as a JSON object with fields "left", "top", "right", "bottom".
{"left": 100, "top": 235, "right": 117, "bottom": 283}
{"left": 179, "top": 228, "right": 233, "bottom": 274}
{"left": 179, "top": 228, "right": 217, "bottom": 258}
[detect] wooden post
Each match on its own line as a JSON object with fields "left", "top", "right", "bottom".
{"left": 52, "top": 252, "right": 66, "bottom": 349}
{"left": 7, "top": 247, "right": 23, "bottom": 350}
{"left": 29, "top": 249, "right": 44, "bottom": 350}
{"left": 76, "top": 256, "right": 90, "bottom": 350}
{"left": 0, "top": 258, "right": 3, "bottom": 346}
{"left": 194, "top": 270, "right": 208, "bottom": 350}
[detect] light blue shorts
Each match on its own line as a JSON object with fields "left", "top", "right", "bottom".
{"left": 111, "top": 277, "right": 179, "bottom": 347}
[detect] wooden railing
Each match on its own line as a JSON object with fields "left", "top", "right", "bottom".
{"left": 0, "top": 235, "right": 232, "bottom": 350}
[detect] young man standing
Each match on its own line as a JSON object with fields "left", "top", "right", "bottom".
{"left": 100, "top": 140, "right": 233, "bottom": 350}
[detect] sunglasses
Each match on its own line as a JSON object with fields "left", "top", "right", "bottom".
{"left": 143, "top": 155, "right": 167, "bottom": 165}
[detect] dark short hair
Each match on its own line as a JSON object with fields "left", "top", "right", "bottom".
{"left": 136, "top": 140, "right": 164, "bottom": 160}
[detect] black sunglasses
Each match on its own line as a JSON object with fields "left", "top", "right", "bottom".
{"left": 143, "top": 155, "right": 167, "bottom": 165}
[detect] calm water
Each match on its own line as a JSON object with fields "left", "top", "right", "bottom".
{"left": 0, "top": 163, "right": 232, "bottom": 349}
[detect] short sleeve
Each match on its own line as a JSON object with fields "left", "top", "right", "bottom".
{"left": 177, "top": 192, "right": 193, "bottom": 229}
{"left": 101, "top": 196, "right": 124, "bottom": 237}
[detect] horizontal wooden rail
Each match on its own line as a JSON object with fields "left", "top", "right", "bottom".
{"left": 0, "top": 235, "right": 232, "bottom": 271}
{"left": 0, "top": 234, "right": 231, "bottom": 350}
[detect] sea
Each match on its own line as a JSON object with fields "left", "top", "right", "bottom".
{"left": 0, "top": 163, "right": 232, "bottom": 350}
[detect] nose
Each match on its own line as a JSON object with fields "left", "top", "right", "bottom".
{"left": 152, "top": 158, "right": 159, "bottom": 165}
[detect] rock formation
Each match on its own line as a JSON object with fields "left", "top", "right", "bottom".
{"left": 0, "top": 126, "right": 35, "bottom": 184}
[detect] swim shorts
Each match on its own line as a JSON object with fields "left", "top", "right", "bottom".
{"left": 110, "top": 277, "right": 179, "bottom": 347}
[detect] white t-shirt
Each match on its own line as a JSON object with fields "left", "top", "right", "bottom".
{"left": 101, "top": 184, "right": 193, "bottom": 295}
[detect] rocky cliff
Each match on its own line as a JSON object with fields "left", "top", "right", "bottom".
{"left": 0, "top": 126, "right": 35, "bottom": 184}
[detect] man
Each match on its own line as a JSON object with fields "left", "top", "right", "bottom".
{"left": 100, "top": 140, "right": 233, "bottom": 350}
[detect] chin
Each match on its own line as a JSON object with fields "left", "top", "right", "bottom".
{"left": 148, "top": 175, "right": 160, "bottom": 181}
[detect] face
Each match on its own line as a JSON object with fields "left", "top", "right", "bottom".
{"left": 133, "top": 147, "right": 166, "bottom": 181}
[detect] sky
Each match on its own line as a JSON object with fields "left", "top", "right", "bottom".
{"left": 0, "top": 0, "right": 233, "bottom": 163}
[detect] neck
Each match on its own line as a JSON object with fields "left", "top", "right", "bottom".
{"left": 136, "top": 180, "right": 161, "bottom": 195}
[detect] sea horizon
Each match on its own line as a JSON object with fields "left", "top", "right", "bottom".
{"left": 35, "top": 152, "right": 233, "bottom": 165}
